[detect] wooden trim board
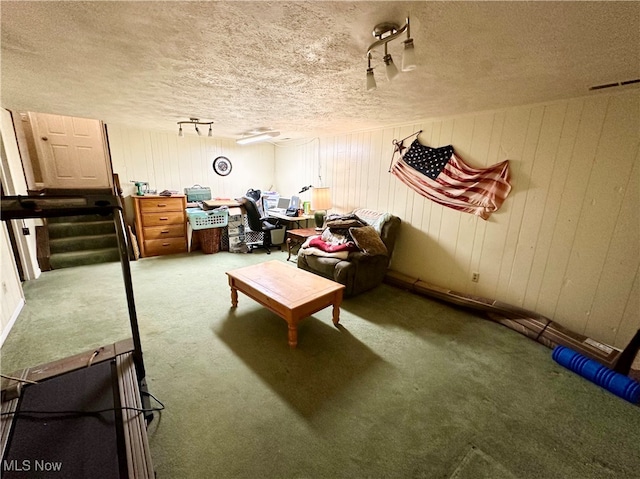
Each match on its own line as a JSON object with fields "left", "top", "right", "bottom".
{"left": 385, "top": 270, "right": 621, "bottom": 369}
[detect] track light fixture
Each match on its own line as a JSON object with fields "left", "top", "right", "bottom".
{"left": 177, "top": 118, "right": 214, "bottom": 137}
{"left": 366, "top": 16, "right": 416, "bottom": 90}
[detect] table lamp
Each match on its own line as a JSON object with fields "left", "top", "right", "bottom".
{"left": 311, "top": 187, "right": 332, "bottom": 230}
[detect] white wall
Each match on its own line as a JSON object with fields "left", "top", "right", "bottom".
{"left": 0, "top": 223, "right": 24, "bottom": 347}
{"left": 106, "top": 125, "right": 277, "bottom": 200}
{"left": 0, "top": 109, "right": 40, "bottom": 280}
{"left": 0, "top": 108, "right": 39, "bottom": 346}
{"left": 274, "top": 90, "right": 640, "bottom": 350}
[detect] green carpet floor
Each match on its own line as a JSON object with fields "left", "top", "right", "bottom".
{"left": 2, "top": 251, "right": 639, "bottom": 478}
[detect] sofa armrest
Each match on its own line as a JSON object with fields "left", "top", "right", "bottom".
{"left": 338, "top": 253, "right": 390, "bottom": 296}
{"left": 334, "top": 260, "right": 356, "bottom": 294}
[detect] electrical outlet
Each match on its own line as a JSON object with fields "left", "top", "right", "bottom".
{"left": 472, "top": 272, "right": 479, "bottom": 283}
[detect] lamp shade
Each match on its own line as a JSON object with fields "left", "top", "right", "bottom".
{"left": 366, "top": 68, "right": 377, "bottom": 91}
{"left": 384, "top": 54, "right": 399, "bottom": 81}
{"left": 311, "top": 187, "right": 332, "bottom": 211}
{"left": 402, "top": 38, "right": 416, "bottom": 71}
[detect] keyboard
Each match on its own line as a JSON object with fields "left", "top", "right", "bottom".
{"left": 268, "top": 208, "right": 286, "bottom": 214}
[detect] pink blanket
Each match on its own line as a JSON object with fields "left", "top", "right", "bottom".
{"left": 309, "top": 237, "right": 358, "bottom": 253}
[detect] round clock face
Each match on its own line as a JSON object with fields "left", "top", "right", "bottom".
{"left": 212, "top": 156, "right": 232, "bottom": 176}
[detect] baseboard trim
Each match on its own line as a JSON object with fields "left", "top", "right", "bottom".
{"left": 0, "top": 297, "right": 24, "bottom": 348}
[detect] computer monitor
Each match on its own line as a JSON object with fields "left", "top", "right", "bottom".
{"left": 277, "top": 197, "right": 290, "bottom": 209}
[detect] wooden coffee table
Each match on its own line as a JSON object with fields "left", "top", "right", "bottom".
{"left": 226, "top": 260, "right": 344, "bottom": 347}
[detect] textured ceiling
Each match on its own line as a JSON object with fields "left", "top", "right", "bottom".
{"left": 2, "top": 1, "right": 639, "bottom": 142}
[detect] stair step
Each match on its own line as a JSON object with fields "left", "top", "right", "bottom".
{"left": 48, "top": 220, "right": 116, "bottom": 239}
{"left": 30, "top": 188, "right": 114, "bottom": 197}
{"left": 50, "top": 234, "right": 118, "bottom": 254}
{"left": 49, "top": 247, "right": 121, "bottom": 270}
{"left": 48, "top": 213, "right": 114, "bottom": 224}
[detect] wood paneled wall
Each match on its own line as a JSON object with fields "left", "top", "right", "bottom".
{"left": 275, "top": 91, "right": 639, "bottom": 349}
{"left": 106, "top": 126, "right": 277, "bottom": 199}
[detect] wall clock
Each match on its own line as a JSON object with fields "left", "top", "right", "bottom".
{"left": 212, "top": 156, "right": 232, "bottom": 176}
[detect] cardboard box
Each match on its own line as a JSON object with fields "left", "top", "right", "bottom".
{"left": 227, "top": 225, "right": 245, "bottom": 236}
{"left": 228, "top": 235, "right": 245, "bottom": 247}
{"left": 228, "top": 233, "right": 248, "bottom": 253}
{"left": 227, "top": 208, "right": 243, "bottom": 227}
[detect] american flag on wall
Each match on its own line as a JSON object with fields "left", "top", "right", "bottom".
{"left": 391, "top": 140, "right": 512, "bottom": 220}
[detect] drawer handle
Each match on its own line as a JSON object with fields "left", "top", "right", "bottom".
{"left": 162, "top": 242, "right": 171, "bottom": 246}
{"left": 161, "top": 230, "right": 170, "bottom": 234}
{"left": 157, "top": 203, "right": 167, "bottom": 207}
{"left": 159, "top": 217, "right": 169, "bottom": 221}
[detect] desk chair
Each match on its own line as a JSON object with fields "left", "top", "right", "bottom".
{"left": 239, "top": 196, "right": 281, "bottom": 254}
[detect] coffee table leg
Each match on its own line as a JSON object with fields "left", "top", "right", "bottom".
{"left": 332, "top": 305, "right": 340, "bottom": 326}
{"left": 288, "top": 322, "right": 298, "bottom": 348}
{"left": 230, "top": 286, "right": 238, "bottom": 308}
{"left": 332, "top": 291, "right": 342, "bottom": 326}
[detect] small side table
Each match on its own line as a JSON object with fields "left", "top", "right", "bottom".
{"left": 285, "top": 227, "right": 319, "bottom": 261}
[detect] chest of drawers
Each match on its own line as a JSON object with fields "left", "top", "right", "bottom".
{"left": 133, "top": 195, "right": 187, "bottom": 257}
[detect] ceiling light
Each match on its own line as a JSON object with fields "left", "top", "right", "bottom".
{"left": 365, "top": 16, "right": 415, "bottom": 90}
{"left": 402, "top": 38, "right": 416, "bottom": 71}
{"left": 366, "top": 52, "right": 377, "bottom": 91}
{"left": 383, "top": 51, "right": 398, "bottom": 81}
{"left": 236, "top": 130, "right": 280, "bottom": 145}
{"left": 177, "top": 117, "right": 214, "bottom": 137}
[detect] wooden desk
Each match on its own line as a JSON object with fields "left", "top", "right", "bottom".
{"left": 226, "top": 260, "right": 344, "bottom": 348}
{"left": 202, "top": 199, "right": 242, "bottom": 209}
{"left": 285, "top": 227, "right": 318, "bottom": 261}
{"left": 267, "top": 212, "right": 314, "bottom": 229}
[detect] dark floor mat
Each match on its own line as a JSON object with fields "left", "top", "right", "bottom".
{"left": 2, "top": 360, "right": 123, "bottom": 478}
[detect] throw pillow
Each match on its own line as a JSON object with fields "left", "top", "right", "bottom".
{"left": 349, "top": 226, "right": 388, "bottom": 256}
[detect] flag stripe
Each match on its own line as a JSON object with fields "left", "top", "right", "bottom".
{"left": 391, "top": 146, "right": 511, "bottom": 220}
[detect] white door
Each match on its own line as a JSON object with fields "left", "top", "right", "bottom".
{"left": 30, "top": 112, "right": 112, "bottom": 189}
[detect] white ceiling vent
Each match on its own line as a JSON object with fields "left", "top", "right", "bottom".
{"left": 589, "top": 79, "right": 640, "bottom": 91}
